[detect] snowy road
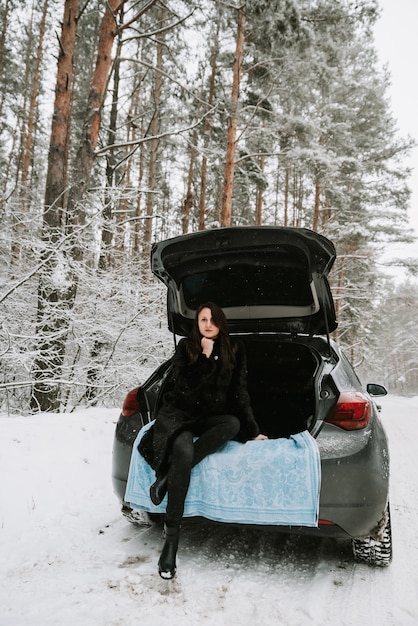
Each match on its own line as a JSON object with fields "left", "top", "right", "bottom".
{"left": 0, "top": 395, "right": 417, "bottom": 625}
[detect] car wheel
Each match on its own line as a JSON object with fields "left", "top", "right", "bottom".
{"left": 352, "top": 504, "right": 392, "bottom": 567}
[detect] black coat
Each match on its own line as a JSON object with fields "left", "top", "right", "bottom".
{"left": 138, "top": 337, "right": 260, "bottom": 472}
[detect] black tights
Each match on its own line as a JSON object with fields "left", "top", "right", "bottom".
{"left": 165, "top": 414, "right": 240, "bottom": 524}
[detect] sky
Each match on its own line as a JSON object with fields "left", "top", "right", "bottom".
{"left": 373, "top": 0, "right": 418, "bottom": 273}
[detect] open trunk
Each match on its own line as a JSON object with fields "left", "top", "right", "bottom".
{"left": 151, "top": 227, "right": 337, "bottom": 337}
{"left": 240, "top": 336, "right": 320, "bottom": 439}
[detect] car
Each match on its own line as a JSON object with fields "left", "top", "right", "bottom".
{"left": 112, "top": 226, "right": 391, "bottom": 567}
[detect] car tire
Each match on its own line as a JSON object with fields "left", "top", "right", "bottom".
{"left": 352, "top": 503, "right": 392, "bottom": 567}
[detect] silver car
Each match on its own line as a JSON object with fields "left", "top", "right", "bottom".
{"left": 112, "top": 226, "right": 391, "bottom": 566}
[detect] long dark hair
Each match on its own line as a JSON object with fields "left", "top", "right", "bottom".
{"left": 187, "top": 302, "right": 236, "bottom": 369}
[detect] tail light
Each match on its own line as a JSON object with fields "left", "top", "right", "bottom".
{"left": 121, "top": 387, "right": 141, "bottom": 417}
{"left": 326, "top": 392, "right": 371, "bottom": 430}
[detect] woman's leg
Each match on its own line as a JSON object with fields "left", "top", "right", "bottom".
{"left": 165, "top": 430, "right": 195, "bottom": 523}
{"left": 157, "top": 417, "right": 239, "bottom": 579}
{"left": 158, "top": 430, "right": 194, "bottom": 579}
{"left": 192, "top": 414, "right": 240, "bottom": 466}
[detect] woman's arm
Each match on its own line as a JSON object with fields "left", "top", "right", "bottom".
{"left": 170, "top": 338, "right": 217, "bottom": 397}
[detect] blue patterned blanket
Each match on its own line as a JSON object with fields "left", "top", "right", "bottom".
{"left": 125, "top": 422, "right": 321, "bottom": 527}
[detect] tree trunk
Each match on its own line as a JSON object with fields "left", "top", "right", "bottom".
{"left": 115, "top": 99, "right": 137, "bottom": 258}
{"left": 133, "top": 111, "right": 146, "bottom": 256}
{"left": 20, "top": 0, "right": 49, "bottom": 200}
{"left": 132, "top": 44, "right": 147, "bottom": 257}
{"left": 312, "top": 176, "right": 320, "bottom": 231}
{"left": 67, "top": 0, "right": 127, "bottom": 248}
{"left": 0, "top": 0, "right": 10, "bottom": 130}
{"left": 0, "top": 0, "right": 9, "bottom": 82}
{"left": 313, "top": 135, "right": 326, "bottom": 231}
{"left": 284, "top": 164, "right": 290, "bottom": 226}
{"left": 11, "top": 4, "right": 35, "bottom": 268}
{"left": 86, "top": 9, "right": 125, "bottom": 405}
{"left": 296, "top": 171, "right": 303, "bottom": 227}
{"left": 255, "top": 153, "right": 265, "bottom": 224}
{"left": 333, "top": 255, "right": 346, "bottom": 341}
{"left": 321, "top": 194, "right": 331, "bottom": 229}
{"left": 31, "top": 0, "right": 79, "bottom": 412}
{"left": 182, "top": 128, "right": 197, "bottom": 233}
{"left": 221, "top": 5, "right": 245, "bottom": 227}
{"left": 142, "top": 5, "right": 166, "bottom": 278}
{"left": 99, "top": 7, "right": 124, "bottom": 272}
{"left": 182, "top": 190, "right": 194, "bottom": 234}
{"left": 44, "top": 0, "right": 78, "bottom": 233}
{"left": 198, "top": 13, "right": 220, "bottom": 230}
{"left": 273, "top": 159, "right": 280, "bottom": 225}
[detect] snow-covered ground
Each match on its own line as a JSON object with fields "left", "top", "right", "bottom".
{"left": 1, "top": 394, "right": 417, "bottom": 626}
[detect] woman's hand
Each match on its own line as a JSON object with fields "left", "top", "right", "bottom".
{"left": 201, "top": 337, "right": 214, "bottom": 358}
{"left": 253, "top": 433, "right": 269, "bottom": 440}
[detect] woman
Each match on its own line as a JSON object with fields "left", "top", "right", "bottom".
{"left": 138, "top": 302, "right": 267, "bottom": 579}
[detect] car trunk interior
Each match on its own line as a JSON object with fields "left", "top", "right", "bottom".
{"left": 240, "top": 336, "right": 320, "bottom": 439}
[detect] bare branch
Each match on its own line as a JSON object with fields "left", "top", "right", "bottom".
{"left": 234, "top": 150, "right": 285, "bottom": 165}
{"left": 118, "top": 56, "right": 212, "bottom": 107}
{"left": 95, "top": 105, "right": 217, "bottom": 156}
{"left": 118, "top": 0, "right": 159, "bottom": 32}
{"left": 120, "top": 2, "right": 194, "bottom": 35}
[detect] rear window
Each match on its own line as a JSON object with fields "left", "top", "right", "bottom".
{"left": 182, "top": 265, "right": 313, "bottom": 309}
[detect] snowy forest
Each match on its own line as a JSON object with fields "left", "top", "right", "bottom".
{"left": 0, "top": 0, "right": 417, "bottom": 415}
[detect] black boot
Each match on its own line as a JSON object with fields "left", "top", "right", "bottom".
{"left": 158, "top": 522, "right": 180, "bottom": 579}
{"left": 150, "top": 473, "right": 168, "bottom": 505}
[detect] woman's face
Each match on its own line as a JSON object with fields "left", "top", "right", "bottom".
{"left": 198, "top": 307, "right": 220, "bottom": 339}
